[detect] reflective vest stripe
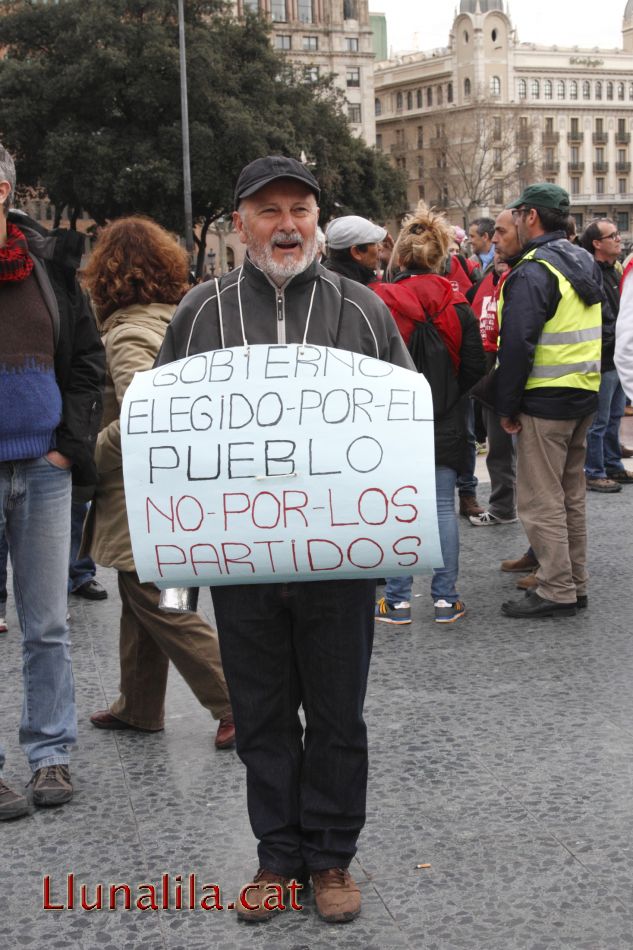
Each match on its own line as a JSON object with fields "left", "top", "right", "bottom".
{"left": 529, "top": 360, "right": 601, "bottom": 379}
{"left": 539, "top": 327, "right": 602, "bottom": 345}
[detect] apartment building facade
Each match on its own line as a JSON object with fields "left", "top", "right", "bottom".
{"left": 374, "top": 0, "right": 633, "bottom": 240}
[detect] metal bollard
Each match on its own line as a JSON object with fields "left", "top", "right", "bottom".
{"left": 158, "top": 587, "right": 200, "bottom": 614}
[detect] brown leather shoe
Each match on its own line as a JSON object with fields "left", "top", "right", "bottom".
{"left": 236, "top": 868, "right": 298, "bottom": 923}
{"left": 311, "top": 867, "right": 361, "bottom": 923}
{"left": 516, "top": 571, "right": 538, "bottom": 590}
{"left": 214, "top": 714, "right": 236, "bottom": 750}
{"left": 89, "top": 710, "right": 162, "bottom": 732}
{"left": 585, "top": 476, "right": 622, "bottom": 493}
{"left": 500, "top": 551, "right": 539, "bottom": 573}
{"left": 459, "top": 494, "right": 484, "bottom": 518}
{"left": 620, "top": 445, "right": 633, "bottom": 459}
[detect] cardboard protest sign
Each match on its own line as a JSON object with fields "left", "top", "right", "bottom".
{"left": 121, "top": 344, "right": 442, "bottom": 587}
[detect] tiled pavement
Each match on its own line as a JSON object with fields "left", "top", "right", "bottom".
{"left": 2, "top": 462, "right": 633, "bottom": 949}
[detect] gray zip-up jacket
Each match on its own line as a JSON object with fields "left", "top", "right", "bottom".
{"left": 156, "top": 255, "right": 414, "bottom": 370}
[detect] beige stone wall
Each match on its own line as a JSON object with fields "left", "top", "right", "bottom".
{"left": 374, "top": 5, "right": 633, "bottom": 243}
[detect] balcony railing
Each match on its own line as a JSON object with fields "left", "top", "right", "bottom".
{"left": 542, "top": 131, "right": 560, "bottom": 145}
{"left": 616, "top": 132, "right": 631, "bottom": 144}
{"left": 567, "top": 131, "right": 584, "bottom": 143}
{"left": 593, "top": 162, "right": 609, "bottom": 173}
{"left": 592, "top": 132, "right": 608, "bottom": 144}
{"left": 568, "top": 162, "right": 585, "bottom": 172}
{"left": 616, "top": 162, "right": 632, "bottom": 173}
{"left": 543, "top": 162, "right": 560, "bottom": 174}
{"left": 515, "top": 130, "right": 533, "bottom": 144}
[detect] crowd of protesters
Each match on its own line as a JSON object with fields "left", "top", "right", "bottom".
{"left": 2, "top": 137, "right": 632, "bottom": 925}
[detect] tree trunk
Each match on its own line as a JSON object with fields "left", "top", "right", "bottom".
{"left": 53, "top": 205, "right": 64, "bottom": 228}
{"left": 195, "top": 215, "right": 212, "bottom": 280}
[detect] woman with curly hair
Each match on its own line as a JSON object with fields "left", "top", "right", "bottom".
{"left": 81, "top": 216, "right": 235, "bottom": 748}
{"left": 372, "top": 203, "right": 486, "bottom": 625}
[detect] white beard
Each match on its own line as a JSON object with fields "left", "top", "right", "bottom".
{"left": 245, "top": 227, "right": 318, "bottom": 285}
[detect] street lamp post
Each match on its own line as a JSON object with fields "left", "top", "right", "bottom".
{"left": 178, "top": 0, "right": 194, "bottom": 257}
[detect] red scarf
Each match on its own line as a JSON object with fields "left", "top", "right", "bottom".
{"left": 0, "top": 221, "right": 34, "bottom": 282}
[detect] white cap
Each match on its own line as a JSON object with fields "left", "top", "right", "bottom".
{"left": 326, "top": 215, "right": 387, "bottom": 250}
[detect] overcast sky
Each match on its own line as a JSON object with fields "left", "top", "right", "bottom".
{"left": 369, "top": 1, "right": 627, "bottom": 56}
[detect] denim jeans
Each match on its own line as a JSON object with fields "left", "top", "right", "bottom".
{"left": 0, "top": 530, "right": 7, "bottom": 615}
{"left": 385, "top": 465, "right": 460, "bottom": 605}
{"left": 585, "top": 370, "right": 626, "bottom": 478}
{"left": 68, "top": 500, "right": 97, "bottom": 592}
{"left": 0, "top": 458, "right": 75, "bottom": 773}
{"left": 211, "top": 578, "right": 375, "bottom": 873}
{"left": 456, "top": 397, "right": 478, "bottom": 496}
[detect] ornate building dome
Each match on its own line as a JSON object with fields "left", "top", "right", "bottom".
{"left": 626, "top": 0, "right": 633, "bottom": 22}
{"left": 459, "top": 0, "right": 505, "bottom": 12}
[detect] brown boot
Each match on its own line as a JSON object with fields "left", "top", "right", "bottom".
{"left": 459, "top": 494, "right": 484, "bottom": 518}
{"left": 516, "top": 571, "right": 538, "bottom": 590}
{"left": 236, "top": 868, "right": 297, "bottom": 923}
{"left": 500, "top": 551, "right": 539, "bottom": 573}
{"left": 214, "top": 714, "right": 235, "bottom": 750}
{"left": 311, "top": 867, "right": 361, "bottom": 923}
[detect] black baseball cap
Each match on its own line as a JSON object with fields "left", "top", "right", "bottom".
{"left": 508, "top": 183, "right": 570, "bottom": 213}
{"left": 234, "top": 156, "right": 320, "bottom": 208}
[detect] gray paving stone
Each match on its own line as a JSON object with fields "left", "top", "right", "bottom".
{"left": 2, "top": 474, "right": 633, "bottom": 947}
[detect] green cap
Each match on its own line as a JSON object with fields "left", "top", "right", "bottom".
{"left": 507, "top": 183, "right": 570, "bottom": 212}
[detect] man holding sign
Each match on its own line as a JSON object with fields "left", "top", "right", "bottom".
{"left": 155, "top": 156, "right": 414, "bottom": 924}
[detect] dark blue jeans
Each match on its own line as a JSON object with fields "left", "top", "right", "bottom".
{"left": 0, "top": 531, "right": 7, "bottom": 614}
{"left": 584, "top": 370, "right": 625, "bottom": 478}
{"left": 211, "top": 578, "right": 375, "bottom": 874}
{"left": 68, "top": 501, "right": 96, "bottom": 592}
{"left": 456, "top": 396, "right": 478, "bottom": 497}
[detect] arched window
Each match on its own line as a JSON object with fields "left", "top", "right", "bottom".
{"left": 427, "top": 87, "right": 433, "bottom": 106}
{"left": 518, "top": 78, "right": 526, "bottom": 99}
{"left": 557, "top": 80, "right": 565, "bottom": 99}
{"left": 374, "top": 98, "right": 381, "bottom": 116}
{"left": 406, "top": 91, "right": 413, "bottom": 110}
{"left": 544, "top": 80, "right": 553, "bottom": 100}
{"left": 416, "top": 88, "right": 423, "bottom": 108}
{"left": 447, "top": 82, "right": 453, "bottom": 104}
{"left": 583, "top": 81, "right": 591, "bottom": 100}
{"left": 596, "top": 81, "right": 602, "bottom": 100}
{"left": 465, "top": 77, "right": 472, "bottom": 98}
{"left": 490, "top": 76, "right": 501, "bottom": 97}
{"left": 437, "top": 85, "right": 443, "bottom": 105}
{"left": 569, "top": 80, "right": 578, "bottom": 100}
{"left": 396, "top": 91, "right": 403, "bottom": 111}
{"left": 618, "top": 82, "right": 625, "bottom": 100}
{"left": 531, "top": 79, "right": 540, "bottom": 99}
{"left": 607, "top": 81, "right": 614, "bottom": 100}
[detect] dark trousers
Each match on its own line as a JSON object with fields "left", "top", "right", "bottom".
{"left": 482, "top": 405, "right": 517, "bottom": 520}
{"left": 68, "top": 500, "right": 96, "bottom": 592}
{"left": 211, "top": 578, "right": 376, "bottom": 874}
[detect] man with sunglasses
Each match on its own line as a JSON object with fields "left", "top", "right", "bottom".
{"left": 494, "top": 184, "right": 603, "bottom": 619}
{"left": 580, "top": 219, "right": 633, "bottom": 491}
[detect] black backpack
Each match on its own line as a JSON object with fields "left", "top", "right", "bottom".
{"left": 407, "top": 305, "right": 462, "bottom": 421}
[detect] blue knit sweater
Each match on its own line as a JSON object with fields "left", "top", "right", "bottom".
{"left": 0, "top": 272, "right": 62, "bottom": 461}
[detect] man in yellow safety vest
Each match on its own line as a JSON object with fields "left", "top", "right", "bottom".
{"left": 495, "top": 184, "right": 603, "bottom": 619}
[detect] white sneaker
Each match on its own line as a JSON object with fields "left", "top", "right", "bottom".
{"left": 469, "top": 511, "right": 518, "bottom": 527}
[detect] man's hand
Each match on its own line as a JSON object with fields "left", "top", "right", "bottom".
{"left": 44, "top": 450, "right": 72, "bottom": 469}
{"left": 500, "top": 416, "right": 522, "bottom": 435}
